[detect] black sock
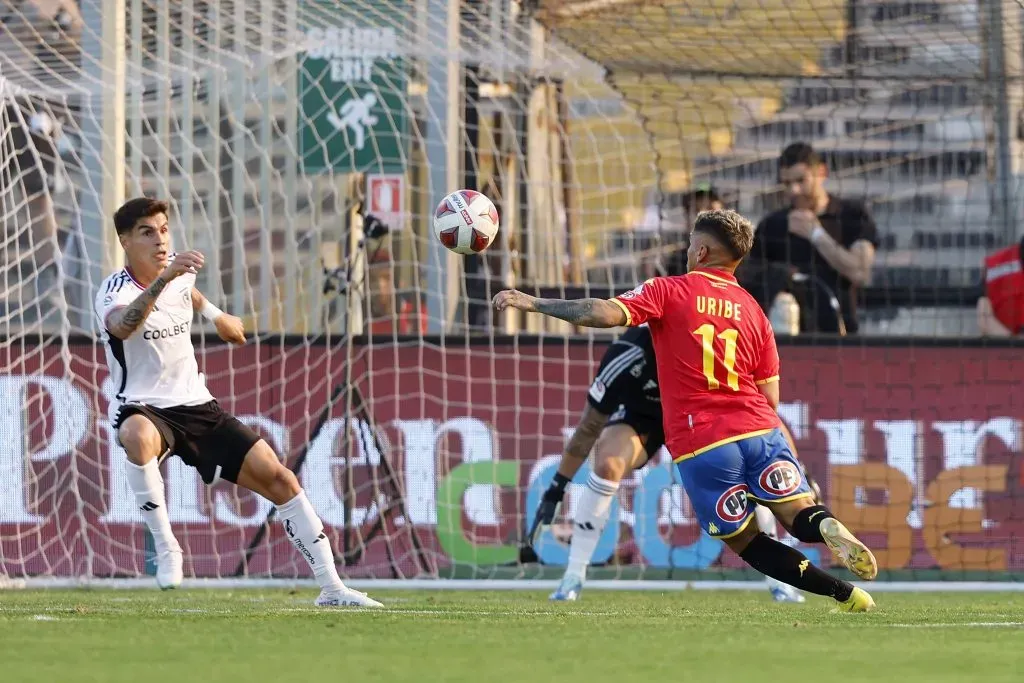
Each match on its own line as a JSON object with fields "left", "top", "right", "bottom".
{"left": 790, "top": 505, "right": 835, "bottom": 544}
{"left": 740, "top": 533, "right": 853, "bottom": 601}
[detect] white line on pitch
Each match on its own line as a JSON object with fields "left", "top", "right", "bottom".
{"left": 887, "top": 622, "right": 1024, "bottom": 628}
{"left": 272, "top": 607, "right": 622, "bottom": 616}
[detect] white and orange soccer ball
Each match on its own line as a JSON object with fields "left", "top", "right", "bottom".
{"left": 432, "top": 189, "right": 499, "bottom": 255}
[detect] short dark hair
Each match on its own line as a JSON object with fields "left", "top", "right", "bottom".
{"left": 113, "top": 197, "right": 169, "bottom": 236}
{"left": 680, "top": 183, "right": 721, "bottom": 212}
{"left": 779, "top": 142, "right": 822, "bottom": 170}
{"left": 658, "top": 184, "right": 721, "bottom": 213}
{"left": 692, "top": 209, "right": 755, "bottom": 261}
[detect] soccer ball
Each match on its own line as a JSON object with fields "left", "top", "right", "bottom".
{"left": 432, "top": 189, "right": 499, "bottom": 255}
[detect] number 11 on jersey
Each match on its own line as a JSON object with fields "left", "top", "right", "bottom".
{"left": 693, "top": 323, "right": 739, "bottom": 391}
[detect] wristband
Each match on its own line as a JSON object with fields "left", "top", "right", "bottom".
{"left": 810, "top": 225, "right": 828, "bottom": 245}
{"left": 550, "top": 472, "right": 572, "bottom": 494}
{"left": 200, "top": 300, "right": 224, "bottom": 322}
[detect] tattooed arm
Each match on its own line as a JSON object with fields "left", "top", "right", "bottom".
{"left": 105, "top": 275, "right": 170, "bottom": 339}
{"left": 560, "top": 403, "right": 611, "bottom": 476}
{"left": 104, "top": 250, "right": 206, "bottom": 339}
{"left": 532, "top": 298, "right": 627, "bottom": 327}
{"left": 492, "top": 290, "right": 627, "bottom": 328}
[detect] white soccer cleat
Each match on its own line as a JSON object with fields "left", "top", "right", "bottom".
{"left": 549, "top": 573, "right": 584, "bottom": 602}
{"left": 315, "top": 587, "right": 384, "bottom": 608}
{"left": 156, "top": 549, "right": 184, "bottom": 590}
{"left": 767, "top": 580, "right": 806, "bottom": 603}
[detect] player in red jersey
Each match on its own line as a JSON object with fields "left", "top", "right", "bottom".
{"left": 494, "top": 209, "right": 877, "bottom": 612}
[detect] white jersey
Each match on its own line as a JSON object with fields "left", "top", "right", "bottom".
{"left": 94, "top": 267, "right": 214, "bottom": 424}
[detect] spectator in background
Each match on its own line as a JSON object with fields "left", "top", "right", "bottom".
{"left": 743, "top": 142, "right": 878, "bottom": 334}
{"left": 638, "top": 183, "right": 722, "bottom": 233}
{"left": 658, "top": 184, "right": 724, "bottom": 277}
{"left": 977, "top": 235, "right": 1024, "bottom": 336}
{"left": 358, "top": 212, "right": 426, "bottom": 336}
{"left": 366, "top": 245, "right": 426, "bottom": 336}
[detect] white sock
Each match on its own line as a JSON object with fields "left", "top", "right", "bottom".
{"left": 125, "top": 459, "right": 180, "bottom": 555}
{"left": 754, "top": 504, "right": 785, "bottom": 590}
{"left": 565, "top": 473, "right": 619, "bottom": 579}
{"left": 754, "top": 504, "right": 778, "bottom": 540}
{"left": 277, "top": 490, "right": 345, "bottom": 592}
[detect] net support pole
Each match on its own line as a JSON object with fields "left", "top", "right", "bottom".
{"left": 181, "top": 0, "right": 197, "bottom": 254}
{"left": 128, "top": 0, "right": 142, "bottom": 195}
{"left": 78, "top": 0, "right": 127, "bottom": 328}
{"left": 423, "top": 0, "right": 463, "bottom": 334}
{"left": 230, "top": 0, "right": 247, "bottom": 320}
{"left": 524, "top": 18, "right": 570, "bottom": 335}
{"left": 283, "top": 0, "right": 301, "bottom": 333}
{"left": 984, "top": 0, "right": 1022, "bottom": 244}
{"left": 259, "top": 0, "right": 275, "bottom": 331}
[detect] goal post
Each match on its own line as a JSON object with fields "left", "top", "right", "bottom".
{"left": 78, "top": 0, "right": 126, "bottom": 328}
{"left": 2, "top": 0, "right": 1022, "bottom": 588}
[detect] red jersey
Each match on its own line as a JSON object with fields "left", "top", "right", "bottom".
{"left": 610, "top": 268, "right": 781, "bottom": 460}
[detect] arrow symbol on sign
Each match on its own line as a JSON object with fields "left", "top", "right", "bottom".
{"left": 326, "top": 93, "right": 379, "bottom": 151}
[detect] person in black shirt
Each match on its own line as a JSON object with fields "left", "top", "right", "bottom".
{"left": 745, "top": 143, "right": 878, "bottom": 333}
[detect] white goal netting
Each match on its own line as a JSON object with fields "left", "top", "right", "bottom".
{"left": 2, "top": 0, "right": 1022, "bottom": 585}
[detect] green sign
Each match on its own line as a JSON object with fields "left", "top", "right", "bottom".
{"left": 298, "top": 1, "right": 408, "bottom": 174}
{"left": 436, "top": 460, "right": 520, "bottom": 567}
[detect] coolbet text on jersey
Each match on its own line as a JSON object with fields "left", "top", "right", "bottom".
{"left": 94, "top": 265, "right": 214, "bottom": 426}
{"left": 610, "top": 269, "right": 781, "bottom": 458}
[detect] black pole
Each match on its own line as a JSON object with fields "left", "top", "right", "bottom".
{"left": 344, "top": 382, "right": 436, "bottom": 575}
{"left": 462, "top": 65, "right": 484, "bottom": 327}
{"left": 845, "top": 0, "right": 858, "bottom": 79}
{"left": 233, "top": 367, "right": 436, "bottom": 577}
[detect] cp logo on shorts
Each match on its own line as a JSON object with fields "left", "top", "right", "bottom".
{"left": 715, "top": 484, "right": 749, "bottom": 522}
{"left": 759, "top": 461, "right": 802, "bottom": 496}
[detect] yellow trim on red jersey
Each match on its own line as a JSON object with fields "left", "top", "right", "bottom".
{"left": 712, "top": 512, "right": 756, "bottom": 539}
{"left": 690, "top": 270, "right": 737, "bottom": 286}
{"left": 747, "top": 491, "right": 816, "bottom": 505}
{"left": 609, "top": 298, "right": 633, "bottom": 326}
{"left": 755, "top": 375, "right": 780, "bottom": 385}
{"left": 672, "top": 428, "right": 775, "bottom": 463}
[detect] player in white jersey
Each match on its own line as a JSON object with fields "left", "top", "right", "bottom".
{"left": 96, "top": 197, "right": 381, "bottom": 608}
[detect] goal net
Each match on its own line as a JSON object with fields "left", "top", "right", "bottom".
{"left": 1, "top": 0, "right": 1020, "bottom": 587}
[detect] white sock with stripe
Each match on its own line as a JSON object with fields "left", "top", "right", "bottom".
{"left": 125, "top": 459, "right": 180, "bottom": 555}
{"left": 565, "top": 473, "right": 619, "bottom": 579}
{"left": 277, "top": 491, "right": 345, "bottom": 592}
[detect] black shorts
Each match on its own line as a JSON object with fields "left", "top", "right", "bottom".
{"left": 114, "top": 401, "right": 261, "bottom": 485}
{"left": 606, "top": 405, "right": 665, "bottom": 462}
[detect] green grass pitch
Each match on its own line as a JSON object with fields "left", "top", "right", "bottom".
{"left": 1, "top": 589, "right": 1022, "bottom": 682}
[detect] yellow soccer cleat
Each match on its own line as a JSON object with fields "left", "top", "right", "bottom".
{"left": 820, "top": 517, "right": 879, "bottom": 581}
{"left": 832, "top": 586, "right": 875, "bottom": 613}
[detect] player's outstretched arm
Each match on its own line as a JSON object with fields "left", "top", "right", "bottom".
{"left": 105, "top": 250, "right": 204, "bottom": 339}
{"left": 191, "top": 287, "right": 246, "bottom": 345}
{"left": 492, "top": 289, "right": 626, "bottom": 328}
